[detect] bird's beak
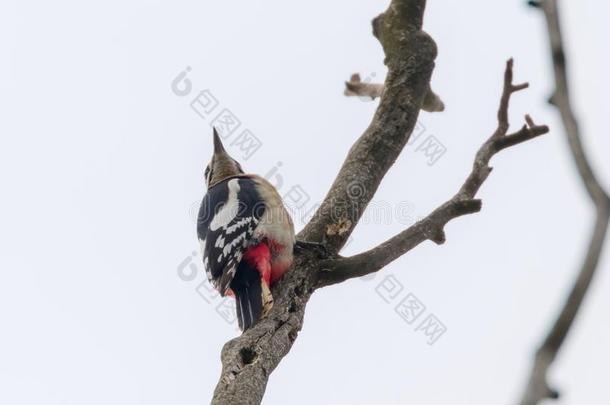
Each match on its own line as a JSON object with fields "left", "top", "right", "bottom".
{"left": 213, "top": 127, "right": 227, "bottom": 156}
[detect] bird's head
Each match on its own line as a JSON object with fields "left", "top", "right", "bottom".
{"left": 205, "top": 128, "right": 244, "bottom": 188}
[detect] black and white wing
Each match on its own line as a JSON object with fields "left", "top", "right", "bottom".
{"left": 197, "top": 177, "right": 265, "bottom": 296}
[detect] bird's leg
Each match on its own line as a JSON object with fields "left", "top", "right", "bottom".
{"left": 261, "top": 281, "right": 274, "bottom": 317}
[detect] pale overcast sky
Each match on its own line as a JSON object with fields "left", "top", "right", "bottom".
{"left": 1, "top": 1, "right": 609, "bottom": 404}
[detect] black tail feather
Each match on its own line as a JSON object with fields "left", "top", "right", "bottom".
{"left": 231, "top": 261, "right": 263, "bottom": 331}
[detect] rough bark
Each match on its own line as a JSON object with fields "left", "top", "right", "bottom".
{"left": 210, "top": 1, "right": 548, "bottom": 403}
{"left": 518, "top": 1, "right": 610, "bottom": 404}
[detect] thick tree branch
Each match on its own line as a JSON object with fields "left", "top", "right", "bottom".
{"left": 519, "top": 1, "right": 610, "bottom": 404}
{"left": 318, "top": 60, "right": 548, "bottom": 287}
{"left": 298, "top": 0, "right": 437, "bottom": 253}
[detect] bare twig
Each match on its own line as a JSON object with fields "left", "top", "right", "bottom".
{"left": 519, "top": 1, "right": 610, "bottom": 404}
{"left": 318, "top": 59, "right": 548, "bottom": 286}
{"left": 344, "top": 73, "right": 384, "bottom": 100}
{"left": 344, "top": 74, "right": 444, "bottom": 112}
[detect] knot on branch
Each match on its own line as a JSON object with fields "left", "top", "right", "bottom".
{"left": 239, "top": 347, "right": 258, "bottom": 365}
{"left": 373, "top": 1, "right": 437, "bottom": 68}
{"left": 421, "top": 219, "right": 446, "bottom": 245}
{"left": 373, "top": 0, "right": 426, "bottom": 36}
{"left": 326, "top": 218, "right": 353, "bottom": 237}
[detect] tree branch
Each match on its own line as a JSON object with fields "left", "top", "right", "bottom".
{"left": 344, "top": 73, "right": 444, "bottom": 112}
{"left": 344, "top": 73, "right": 384, "bottom": 100}
{"left": 298, "top": 0, "right": 437, "bottom": 253}
{"left": 318, "top": 59, "right": 549, "bottom": 287}
{"left": 519, "top": 1, "right": 610, "bottom": 404}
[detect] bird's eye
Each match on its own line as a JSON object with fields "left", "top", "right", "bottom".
{"left": 204, "top": 166, "right": 210, "bottom": 180}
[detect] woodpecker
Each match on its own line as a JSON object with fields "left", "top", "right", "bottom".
{"left": 197, "top": 129, "right": 295, "bottom": 331}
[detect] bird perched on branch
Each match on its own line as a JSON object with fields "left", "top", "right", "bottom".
{"left": 197, "top": 129, "right": 295, "bottom": 331}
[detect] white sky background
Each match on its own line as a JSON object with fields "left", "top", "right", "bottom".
{"left": 1, "top": 0, "right": 609, "bottom": 404}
